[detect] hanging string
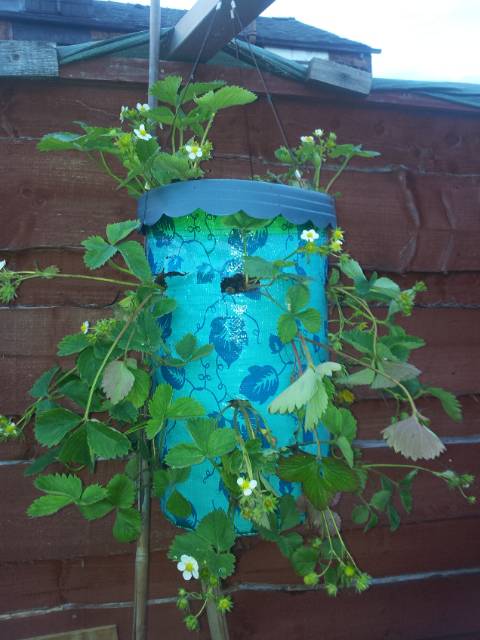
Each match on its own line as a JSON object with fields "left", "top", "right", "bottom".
{"left": 229, "top": 5, "right": 305, "bottom": 186}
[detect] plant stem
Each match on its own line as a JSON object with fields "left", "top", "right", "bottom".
{"left": 200, "top": 114, "right": 215, "bottom": 147}
{"left": 133, "top": 454, "right": 151, "bottom": 640}
{"left": 19, "top": 271, "right": 139, "bottom": 288}
{"left": 203, "top": 583, "right": 230, "bottom": 640}
{"left": 99, "top": 152, "right": 124, "bottom": 185}
{"left": 325, "top": 156, "right": 351, "bottom": 193}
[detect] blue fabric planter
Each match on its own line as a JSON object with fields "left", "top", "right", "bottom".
{"left": 139, "top": 179, "right": 337, "bottom": 534}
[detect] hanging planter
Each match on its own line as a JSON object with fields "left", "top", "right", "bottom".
{"left": 139, "top": 179, "right": 336, "bottom": 532}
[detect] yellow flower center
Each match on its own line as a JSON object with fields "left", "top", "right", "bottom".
{"left": 185, "top": 562, "right": 194, "bottom": 573}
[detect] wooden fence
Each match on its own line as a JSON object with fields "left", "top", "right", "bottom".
{"left": 0, "top": 56, "right": 479, "bottom": 639}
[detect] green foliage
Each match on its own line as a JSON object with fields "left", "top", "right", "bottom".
{"left": 101, "top": 360, "right": 135, "bottom": 405}
{"left": 86, "top": 420, "right": 131, "bottom": 458}
{"left": 82, "top": 236, "right": 117, "bottom": 269}
{"left": 35, "top": 408, "right": 82, "bottom": 447}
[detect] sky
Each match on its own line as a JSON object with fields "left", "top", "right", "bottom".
{"left": 105, "top": 0, "right": 480, "bottom": 83}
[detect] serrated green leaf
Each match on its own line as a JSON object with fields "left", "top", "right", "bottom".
{"left": 277, "top": 312, "right": 297, "bottom": 344}
{"left": 77, "top": 347, "right": 102, "bottom": 385}
{"left": 35, "top": 408, "right": 82, "bottom": 447}
{"left": 80, "top": 484, "right": 108, "bottom": 506}
{"left": 167, "top": 397, "right": 205, "bottom": 420}
{"left": 29, "top": 366, "right": 60, "bottom": 398}
{"left": 277, "top": 531, "right": 303, "bottom": 559}
{"left": 196, "top": 509, "right": 235, "bottom": 552}
{"left": 291, "top": 545, "right": 319, "bottom": 576}
{"left": 244, "top": 256, "right": 279, "bottom": 279}
{"left": 106, "top": 220, "right": 140, "bottom": 245}
{"left": 149, "top": 383, "right": 173, "bottom": 420}
{"left": 365, "top": 511, "right": 379, "bottom": 531}
{"left": 150, "top": 75, "right": 183, "bottom": 106}
{"left": 370, "top": 489, "right": 392, "bottom": 512}
{"left": 35, "top": 473, "right": 82, "bottom": 500}
{"left": 107, "top": 474, "right": 135, "bottom": 508}
{"left": 117, "top": 240, "right": 152, "bottom": 282}
{"left": 207, "top": 429, "right": 237, "bottom": 458}
{"left": 221, "top": 211, "right": 271, "bottom": 231}
{"left": 286, "top": 284, "right": 309, "bottom": 313}
{"left": 425, "top": 387, "right": 462, "bottom": 422}
{"left": 207, "top": 551, "right": 236, "bottom": 579}
{"left": 351, "top": 504, "right": 370, "bottom": 524}
{"left": 278, "top": 495, "right": 302, "bottom": 532}
{"left": 338, "top": 368, "right": 375, "bottom": 387}
{"left": 278, "top": 453, "right": 317, "bottom": 482}
{"left": 81, "top": 235, "right": 117, "bottom": 269}
{"left": 387, "top": 503, "right": 401, "bottom": 531}
{"left": 27, "top": 495, "right": 74, "bottom": 517}
{"left": 371, "top": 362, "right": 421, "bottom": 389}
{"left": 57, "top": 427, "right": 91, "bottom": 466}
{"left": 86, "top": 420, "right": 130, "bottom": 459}
{"left": 165, "top": 443, "right": 205, "bottom": 468}
{"left": 167, "top": 489, "right": 192, "bottom": 519}
{"left": 296, "top": 307, "right": 321, "bottom": 333}
{"left": 24, "top": 448, "right": 59, "bottom": 477}
{"left": 79, "top": 500, "right": 114, "bottom": 521}
{"left": 322, "top": 458, "right": 359, "bottom": 492}
{"left": 195, "top": 85, "right": 257, "bottom": 112}
{"left": 305, "top": 379, "right": 328, "bottom": 431}
{"left": 304, "top": 475, "right": 335, "bottom": 510}
{"left": 336, "top": 435, "right": 354, "bottom": 468}
{"left": 339, "top": 257, "right": 366, "bottom": 283}
{"left": 113, "top": 507, "right": 141, "bottom": 542}
{"left": 101, "top": 360, "right": 135, "bottom": 405}
{"left": 145, "top": 417, "right": 165, "bottom": 440}
{"left": 175, "top": 333, "right": 197, "bottom": 360}
{"left": 57, "top": 379, "right": 103, "bottom": 412}
{"left": 187, "top": 418, "right": 215, "bottom": 454}
{"left": 125, "top": 368, "right": 150, "bottom": 408}
{"left": 189, "top": 344, "right": 214, "bottom": 362}
{"left": 180, "top": 80, "right": 225, "bottom": 104}
{"left": 37, "top": 131, "right": 84, "bottom": 151}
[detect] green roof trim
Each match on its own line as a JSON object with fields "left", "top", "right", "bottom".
{"left": 56, "top": 29, "right": 480, "bottom": 110}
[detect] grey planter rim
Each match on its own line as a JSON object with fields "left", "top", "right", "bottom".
{"left": 137, "top": 178, "right": 337, "bottom": 228}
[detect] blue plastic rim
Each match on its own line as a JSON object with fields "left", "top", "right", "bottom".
{"left": 141, "top": 180, "right": 337, "bottom": 534}
{"left": 138, "top": 178, "right": 336, "bottom": 228}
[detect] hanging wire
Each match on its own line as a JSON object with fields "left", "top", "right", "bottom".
{"left": 229, "top": 5, "right": 306, "bottom": 187}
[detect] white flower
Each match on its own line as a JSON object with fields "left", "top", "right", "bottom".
{"left": 314, "top": 129, "right": 324, "bottom": 137}
{"left": 300, "top": 135, "right": 314, "bottom": 143}
{"left": 185, "top": 143, "right": 203, "bottom": 161}
{"left": 119, "top": 105, "right": 129, "bottom": 122}
{"left": 0, "top": 259, "right": 6, "bottom": 270}
{"left": 80, "top": 321, "right": 89, "bottom": 335}
{"left": 301, "top": 229, "right": 320, "bottom": 243}
{"left": 136, "top": 102, "right": 150, "bottom": 113}
{"left": 383, "top": 416, "right": 446, "bottom": 461}
{"left": 176, "top": 555, "right": 199, "bottom": 581}
{"left": 294, "top": 169, "right": 302, "bottom": 180}
{"left": 144, "top": 182, "right": 151, "bottom": 191}
{"left": 316, "top": 362, "right": 342, "bottom": 378}
{"left": 133, "top": 124, "right": 152, "bottom": 141}
{"left": 237, "top": 476, "right": 258, "bottom": 497}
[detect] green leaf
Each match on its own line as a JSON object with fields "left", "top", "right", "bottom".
{"left": 221, "top": 211, "right": 271, "bottom": 231}
{"left": 79, "top": 500, "right": 114, "bottom": 521}
{"left": 175, "top": 333, "right": 197, "bottom": 360}
{"left": 207, "top": 429, "right": 237, "bottom": 458}
{"left": 196, "top": 510, "right": 235, "bottom": 552}
{"left": 351, "top": 504, "right": 370, "bottom": 525}
{"left": 371, "top": 362, "right": 421, "bottom": 389}
{"left": 165, "top": 443, "right": 205, "bottom": 468}
{"left": 339, "top": 258, "right": 366, "bottom": 284}
{"left": 370, "top": 489, "right": 392, "bottom": 512}
{"left": 304, "top": 379, "right": 328, "bottom": 431}
{"left": 322, "top": 458, "right": 359, "bottom": 492}
{"left": 106, "top": 220, "right": 140, "bottom": 245}
{"left": 150, "top": 75, "right": 183, "bottom": 106}
{"left": 297, "top": 308, "right": 321, "bottom": 333}
{"left": 291, "top": 545, "right": 318, "bottom": 576}
{"left": 38, "top": 131, "right": 83, "bottom": 151}
{"left": 148, "top": 105, "right": 175, "bottom": 125}
{"left": 107, "top": 474, "right": 135, "bottom": 508}
{"left": 27, "top": 495, "right": 74, "bottom": 517}
{"left": 337, "top": 435, "right": 355, "bottom": 468}
{"left": 387, "top": 504, "right": 401, "bottom": 532}
{"left": 208, "top": 551, "right": 236, "bottom": 579}
{"left": 29, "top": 366, "right": 59, "bottom": 398}
{"left": 277, "top": 532, "right": 303, "bottom": 559}
{"left": 101, "top": 360, "right": 135, "bottom": 405}
{"left": 399, "top": 469, "right": 418, "bottom": 513}
{"left": 113, "top": 507, "right": 142, "bottom": 542}
{"left": 82, "top": 235, "right": 117, "bottom": 269}
{"left": 149, "top": 383, "right": 173, "bottom": 420}
{"left": 58, "top": 379, "right": 102, "bottom": 412}
{"left": 80, "top": 484, "right": 108, "bottom": 506}
{"left": 152, "top": 469, "right": 169, "bottom": 498}
{"left": 167, "top": 397, "right": 205, "bottom": 420}
{"left": 152, "top": 153, "right": 194, "bottom": 184}
{"left": 189, "top": 344, "right": 214, "bottom": 362}
{"left": 244, "top": 256, "right": 279, "bottom": 279}
{"left": 425, "top": 387, "right": 462, "bottom": 422}
{"left": 338, "top": 368, "right": 375, "bottom": 387}
{"left": 167, "top": 490, "right": 192, "bottom": 519}
{"left": 125, "top": 368, "right": 150, "bottom": 408}
{"left": 278, "top": 453, "right": 317, "bottom": 483}
{"left": 35, "top": 408, "right": 82, "bottom": 447}
{"left": 286, "top": 284, "right": 309, "bottom": 313}
{"left": 187, "top": 418, "right": 215, "bottom": 453}
{"left": 278, "top": 494, "right": 302, "bottom": 532}
{"left": 365, "top": 511, "right": 379, "bottom": 532}
{"left": 371, "top": 277, "right": 401, "bottom": 299}
{"left": 195, "top": 85, "right": 257, "bottom": 112}
{"left": 24, "top": 448, "right": 59, "bottom": 477}
{"left": 117, "top": 241, "right": 152, "bottom": 282}
{"left": 86, "top": 420, "right": 130, "bottom": 459}
{"left": 277, "top": 313, "right": 297, "bottom": 344}
{"left": 58, "top": 427, "right": 91, "bottom": 466}
{"left": 303, "top": 476, "right": 334, "bottom": 510}
{"left": 57, "top": 333, "right": 90, "bottom": 357}
{"left": 35, "top": 473, "right": 82, "bottom": 500}
{"left": 180, "top": 80, "right": 225, "bottom": 104}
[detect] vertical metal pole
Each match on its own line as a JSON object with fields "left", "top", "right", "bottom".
{"left": 148, "top": 0, "right": 161, "bottom": 108}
